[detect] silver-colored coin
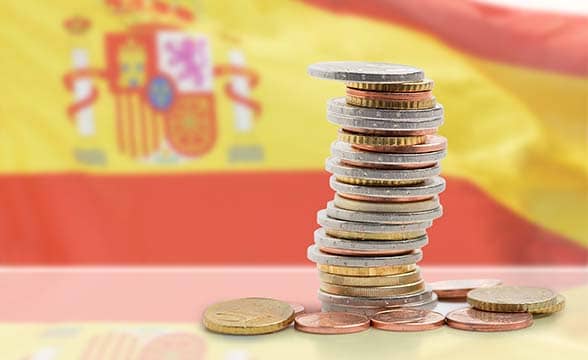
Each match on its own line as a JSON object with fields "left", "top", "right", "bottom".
{"left": 308, "top": 61, "right": 424, "bottom": 83}
{"left": 333, "top": 193, "right": 440, "bottom": 213}
{"left": 330, "top": 176, "right": 446, "bottom": 199}
{"left": 328, "top": 97, "right": 444, "bottom": 121}
{"left": 307, "top": 245, "right": 422, "bottom": 267}
{"left": 321, "top": 293, "right": 438, "bottom": 316}
{"left": 328, "top": 112, "right": 444, "bottom": 131}
{"left": 314, "top": 228, "right": 428, "bottom": 252}
{"left": 326, "top": 157, "right": 441, "bottom": 181}
{"left": 331, "top": 141, "right": 446, "bottom": 166}
{"left": 326, "top": 201, "right": 443, "bottom": 224}
{"left": 318, "top": 286, "right": 435, "bottom": 307}
{"left": 317, "top": 210, "right": 432, "bottom": 233}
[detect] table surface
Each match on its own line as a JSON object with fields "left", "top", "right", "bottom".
{"left": 1, "top": 266, "right": 587, "bottom": 360}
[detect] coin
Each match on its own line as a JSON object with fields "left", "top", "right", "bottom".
{"left": 202, "top": 297, "right": 295, "bottom": 335}
{"left": 321, "top": 280, "right": 425, "bottom": 297}
{"left": 430, "top": 279, "right": 503, "bottom": 299}
{"left": 328, "top": 111, "right": 444, "bottom": 132}
{"left": 318, "top": 209, "right": 432, "bottom": 234}
{"left": 346, "top": 88, "right": 433, "bottom": 102}
{"left": 346, "top": 95, "right": 436, "bottom": 110}
{"left": 319, "top": 269, "right": 422, "bottom": 287}
{"left": 331, "top": 141, "right": 446, "bottom": 168}
{"left": 338, "top": 130, "right": 427, "bottom": 147}
{"left": 318, "top": 264, "right": 417, "bottom": 277}
{"left": 338, "top": 193, "right": 434, "bottom": 203}
{"left": 319, "top": 287, "right": 435, "bottom": 307}
{"left": 294, "top": 312, "right": 371, "bottom": 334}
{"left": 352, "top": 135, "right": 447, "bottom": 153}
{"left": 321, "top": 294, "right": 438, "bottom": 316}
{"left": 326, "top": 229, "right": 426, "bottom": 241}
{"left": 314, "top": 228, "right": 428, "bottom": 256}
{"left": 336, "top": 176, "right": 424, "bottom": 187}
{"left": 307, "top": 245, "right": 423, "bottom": 267}
{"left": 326, "top": 157, "right": 441, "bottom": 182}
{"left": 330, "top": 176, "right": 446, "bottom": 200}
{"left": 372, "top": 309, "right": 445, "bottom": 331}
{"left": 445, "top": 307, "right": 533, "bottom": 332}
{"left": 333, "top": 193, "right": 440, "bottom": 212}
{"left": 467, "top": 286, "right": 558, "bottom": 313}
{"left": 346, "top": 79, "right": 434, "bottom": 92}
{"left": 289, "top": 302, "right": 306, "bottom": 315}
{"left": 326, "top": 201, "right": 442, "bottom": 224}
{"left": 342, "top": 127, "right": 439, "bottom": 136}
{"left": 531, "top": 294, "right": 565, "bottom": 315}
{"left": 308, "top": 61, "right": 424, "bottom": 83}
{"left": 328, "top": 97, "right": 443, "bottom": 121}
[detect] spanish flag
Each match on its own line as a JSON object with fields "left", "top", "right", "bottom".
{"left": 0, "top": 0, "right": 586, "bottom": 264}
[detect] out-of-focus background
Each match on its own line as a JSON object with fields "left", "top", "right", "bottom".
{"left": 0, "top": 0, "right": 586, "bottom": 265}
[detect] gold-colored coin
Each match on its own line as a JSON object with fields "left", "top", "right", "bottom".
{"left": 325, "top": 229, "right": 425, "bottom": 240}
{"left": 346, "top": 95, "right": 436, "bottom": 109}
{"left": 333, "top": 193, "right": 439, "bottom": 213}
{"left": 346, "top": 79, "right": 434, "bottom": 92}
{"left": 467, "top": 286, "right": 558, "bottom": 313}
{"left": 321, "top": 280, "right": 425, "bottom": 297}
{"left": 319, "top": 269, "right": 422, "bottom": 287}
{"left": 336, "top": 176, "right": 424, "bottom": 187}
{"left": 338, "top": 130, "right": 426, "bottom": 147}
{"left": 318, "top": 263, "right": 416, "bottom": 277}
{"left": 203, "top": 297, "right": 295, "bottom": 335}
{"left": 531, "top": 294, "right": 566, "bottom": 315}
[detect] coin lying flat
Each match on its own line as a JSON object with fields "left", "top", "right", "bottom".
{"left": 331, "top": 141, "right": 446, "bottom": 168}
{"left": 346, "top": 95, "right": 436, "bottom": 110}
{"left": 319, "top": 268, "right": 422, "bottom": 287}
{"left": 321, "top": 280, "right": 425, "bottom": 297}
{"left": 326, "top": 201, "right": 442, "bottom": 224}
{"left": 352, "top": 135, "right": 447, "bottom": 153}
{"left": 328, "top": 97, "right": 443, "bottom": 121}
{"left": 321, "top": 295, "right": 438, "bottom": 316}
{"left": 346, "top": 87, "right": 434, "bottom": 101}
{"left": 318, "top": 263, "right": 417, "bottom": 277}
{"left": 294, "top": 312, "right": 371, "bottom": 334}
{"left": 333, "top": 193, "right": 440, "bottom": 213}
{"left": 338, "top": 130, "right": 427, "bottom": 147}
{"left": 330, "top": 175, "right": 446, "bottom": 200}
{"left": 467, "top": 286, "right": 558, "bottom": 313}
{"left": 531, "top": 294, "right": 566, "bottom": 315}
{"left": 372, "top": 309, "right": 445, "bottom": 331}
{"left": 314, "top": 228, "right": 428, "bottom": 256}
{"left": 318, "top": 210, "right": 432, "bottom": 234}
{"left": 203, "top": 297, "right": 295, "bottom": 335}
{"left": 430, "top": 279, "right": 503, "bottom": 299}
{"left": 288, "top": 302, "right": 306, "bottom": 315}
{"left": 446, "top": 307, "right": 533, "bottom": 332}
{"left": 319, "top": 287, "right": 436, "bottom": 307}
{"left": 307, "top": 245, "right": 422, "bottom": 267}
{"left": 346, "top": 79, "right": 434, "bottom": 92}
{"left": 328, "top": 111, "right": 444, "bottom": 132}
{"left": 326, "top": 157, "right": 441, "bottom": 182}
{"left": 308, "top": 61, "right": 424, "bottom": 83}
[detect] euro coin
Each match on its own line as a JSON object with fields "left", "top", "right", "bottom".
{"left": 467, "top": 286, "right": 558, "bottom": 313}
{"left": 308, "top": 61, "right": 424, "bottom": 83}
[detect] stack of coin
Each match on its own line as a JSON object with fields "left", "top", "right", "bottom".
{"left": 307, "top": 62, "right": 446, "bottom": 316}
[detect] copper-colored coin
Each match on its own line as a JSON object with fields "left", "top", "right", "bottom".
{"left": 372, "top": 309, "right": 445, "bottom": 331}
{"left": 338, "top": 193, "right": 434, "bottom": 203}
{"left": 325, "top": 229, "right": 426, "bottom": 241}
{"left": 294, "top": 312, "right": 370, "bottom": 334}
{"left": 430, "top": 279, "right": 503, "bottom": 299}
{"left": 340, "top": 159, "right": 437, "bottom": 170}
{"left": 320, "top": 246, "right": 413, "bottom": 256}
{"left": 352, "top": 135, "right": 447, "bottom": 153}
{"left": 346, "top": 79, "right": 434, "bottom": 92}
{"left": 446, "top": 307, "right": 533, "bottom": 332}
{"left": 289, "top": 302, "right": 305, "bottom": 315}
{"left": 467, "top": 286, "right": 558, "bottom": 313}
{"left": 342, "top": 127, "right": 438, "bottom": 136}
{"left": 346, "top": 87, "right": 434, "bottom": 101}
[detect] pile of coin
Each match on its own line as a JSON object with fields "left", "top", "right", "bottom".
{"left": 306, "top": 62, "right": 446, "bottom": 315}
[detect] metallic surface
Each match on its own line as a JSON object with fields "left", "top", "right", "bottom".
{"left": 294, "top": 311, "right": 371, "bottom": 334}
{"left": 318, "top": 210, "right": 432, "bottom": 233}
{"left": 346, "top": 79, "right": 434, "bottom": 92}
{"left": 330, "top": 175, "right": 446, "bottom": 200}
{"left": 326, "top": 157, "right": 441, "bottom": 181}
{"left": 467, "top": 286, "right": 558, "bottom": 312}
{"left": 338, "top": 130, "right": 426, "bottom": 147}
{"left": 346, "top": 94, "right": 436, "bottom": 110}
{"left": 351, "top": 135, "right": 447, "bottom": 153}
{"left": 321, "top": 280, "right": 425, "bottom": 297}
{"left": 314, "top": 228, "right": 428, "bottom": 254}
{"left": 346, "top": 87, "right": 433, "bottom": 101}
{"left": 446, "top": 307, "right": 534, "bottom": 332}
{"left": 333, "top": 193, "right": 440, "bottom": 212}
{"left": 308, "top": 61, "right": 424, "bottom": 83}
{"left": 326, "top": 201, "right": 442, "bottom": 224}
{"left": 317, "top": 264, "right": 417, "bottom": 277}
{"left": 371, "top": 309, "right": 445, "bottom": 331}
{"left": 331, "top": 141, "right": 446, "bottom": 166}
{"left": 430, "top": 279, "right": 503, "bottom": 299}
{"left": 307, "top": 245, "right": 423, "bottom": 267}
{"left": 319, "top": 269, "right": 422, "bottom": 287}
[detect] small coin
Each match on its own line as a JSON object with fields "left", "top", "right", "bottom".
{"left": 308, "top": 61, "right": 424, "bottom": 83}
{"left": 446, "top": 307, "right": 533, "bottom": 332}
{"left": 328, "top": 97, "right": 443, "bottom": 121}
{"left": 372, "top": 309, "right": 445, "bottom": 331}
{"left": 531, "top": 294, "right": 565, "bottom": 315}
{"left": 346, "top": 95, "right": 436, "bottom": 110}
{"left": 430, "top": 279, "right": 503, "bottom": 299}
{"left": 203, "top": 297, "right": 295, "bottom": 335}
{"left": 326, "top": 201, "right": 442, "bottom": 224}
{"left": 338, "top": 129, "right": 427, "bottom": 147}
{"left": 331, "top": 141, "right": 446, "bottom": 168}
{"left": 334, "top": 193, "right": 440, "bottom": 213}
{"left": 352, "top": 135, "right": 447, "bottom": 153}
{"left": 346, "top": 79, "right": 434, "bottom": 92}
{"left": 468, "top": 286, "right": 558, "bottom": 313}
{"left": 338, "top": 193, "right": 434, "bottom": 203}
{"left": 307, "top": 245, "right": 422, "bottom": 267}
{"left": 326, "top": 229, "right": 426, "bottom": 241}
{"left": 319, "top": 269, "right": 422, "bottom": 287}
{"left": 321, "top": 280, "right": 425, "bottom": 297}
{"left": 315, "top": 228, "right": 428, "bottom": 256}
{"left": 326, "top": 157, "right": 441, "bottom": 182}
{"left": 318, "top": 287, "right": 435, "bottom": 307}
{"left": 330, "top": 175, "right": 446, "bottom": 200}
{"left": 346, "top": 88, "right": 434, "bottom": 102}
{"left": 336, "top": 176, "right": 424, "bottom": 187}
{"left": 318, "top": 263, "right": 417, "bottom": 277}
{"left": 294, "top": 312, "right": 371, "bottom": 334}
{"left": 321, "top": 294, "right": 438, "bottom": 316}
{"left": 342, "top": 127, "right": 438, "bottom": 136}
{"left": 328, "top": 111, "right": 444, "bottom": 132}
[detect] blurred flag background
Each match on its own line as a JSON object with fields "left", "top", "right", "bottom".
{"left": 0, "top": 0, "right": 586, "bottom": 265}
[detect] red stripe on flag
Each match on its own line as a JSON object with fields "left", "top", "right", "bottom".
{"left": 0, "top": 172, "right": 585, "bottom": 265}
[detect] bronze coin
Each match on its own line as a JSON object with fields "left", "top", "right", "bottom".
{"left": 294, "top": 312, "right": 370, "bottom": 334}
{"left": 430, "top": 279, "right": 502, "bottom": 299}
{"left": 346, "top": 87, "right": 434, "bottom": 101}
{"left": 446, "top": 307, "right": 533, "bottom": 332}
{"left": 338, "top": 193, "right": 434, "bottom": 203}
{"left": 372, "top": 309, "right": 445, "bottom": 331}
{"left": 352, "top": 135, "right": 447, "bottom": 153}
{"left": 342, "top": 127, "right": 438, "bottom": 136}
